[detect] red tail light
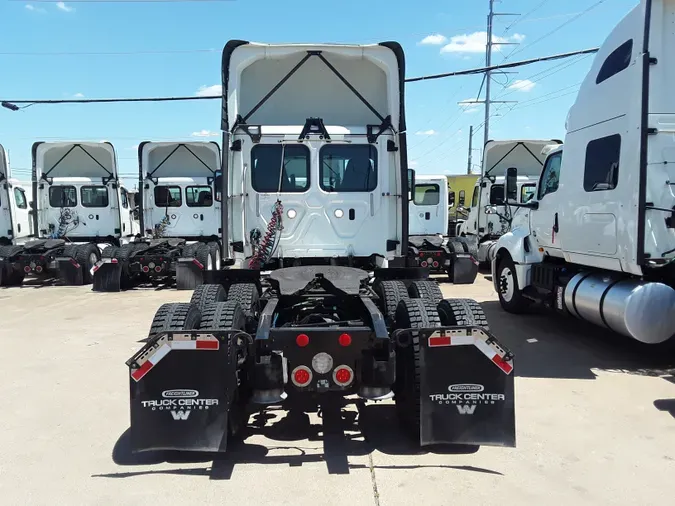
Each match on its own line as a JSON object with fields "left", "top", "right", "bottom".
{"left": 24, "top": 265, "right": 31, "bottom": 273}
{"left": 338, "top": 333, "right": 352, "bottom": 347}
{"left": 35, "top": 265, "right": 43, "bottom": 273}
{"left": 291, "top": 366, "right": 312, "bottom": 387}
{"left": 421, "top": 261, "right": 428, "bottom": 267}
{"left": 432, "top": 261, "right": 439, "bottom": 268}
{"left": 333, "top": 366, "right": 354, "bottom": 386}
{"left": 154, "top": 266, "right": 162, "bottom": 273}
{"left": 142, "top": 265, "right": 150, "bottom": 273}
{"left": 296, "top": 334, "right": 310, "bottom": 347}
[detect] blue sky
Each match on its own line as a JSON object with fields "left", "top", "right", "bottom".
{"left": 1, "top": 0, "right": 638, "bottom": 187}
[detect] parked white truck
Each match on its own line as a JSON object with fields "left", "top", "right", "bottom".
{"left": 408, "top": 174, "right": 478, "bottom": 283}
{"left": 458, "top": 140, "right": 562, "bottom": 266}
{"left": 492, "top": 0, "right": 675, "bottom": 345}
{"left": 0, "top": 144, "right": 32, "bottom": 247}
{"left": 92, "top": 141, "right": 222, "bottom": 291}
{"left": 0, "top": 141, "right": 138, "bottom": 286}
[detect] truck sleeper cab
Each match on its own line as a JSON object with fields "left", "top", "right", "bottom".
{"left": 493, "top": 0, "right": 675, "bottom": 345}
{"left": 408, "top": 174, "right": 479, "bottom": 284}
{"left": 1, "top": 141, "right": 135, "bottom": 287}
{"left": 93, "top": 141, "right": 222, "bottom": 292}
{"left": 125, "top": 40, "right": 517, "bottom": 457}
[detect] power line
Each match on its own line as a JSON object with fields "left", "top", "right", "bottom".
{"left": 0, "top": 47, "right": 599, "bottom": 109}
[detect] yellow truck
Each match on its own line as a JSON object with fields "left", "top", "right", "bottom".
{"left": 446, "top": 174, "right": 479, "bottom": 237}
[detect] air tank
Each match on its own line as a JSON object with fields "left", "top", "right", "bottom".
{"left": 564, "top": 272, "right": 675, "bottom": 344}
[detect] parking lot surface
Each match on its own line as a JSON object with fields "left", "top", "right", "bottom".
{"left": 1, "top": 274, "right": 674, "bottom": 505}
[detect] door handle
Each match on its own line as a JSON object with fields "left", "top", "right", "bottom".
{"left": 553, "top": 213, "right": 559, "bottom": 233}
{"left": 200, "top": 214, "right": 204, "bottom": 221}
{"left": 17, "top": 223, "right": 21, "bottom": 233}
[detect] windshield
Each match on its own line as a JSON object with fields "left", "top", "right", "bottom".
{"left": 413, "top": 184, "right": 440, "bottom": 205}
{"left": 320, "top": 145, "right": 377, "bottom": 192}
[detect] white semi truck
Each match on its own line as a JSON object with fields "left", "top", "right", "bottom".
{"left": 408, "top": 174, "right": 478, "bottom": 283}
{"left": 92, "top": 141, "right": 222, "bottom": 291}
{"left": 0, "top": 141, "right": 138, "bottom": 286}
{"left": 492, "top": 0, "right": 675, "bottom": 345}
{"left": 458, "top": 140, "right": 562, "bottom": 265}
{"left": 124, "top": 40, "right": 516, "bottom": 455}
{"left": 0, "top": 144, "right": 32, "bottom": 247}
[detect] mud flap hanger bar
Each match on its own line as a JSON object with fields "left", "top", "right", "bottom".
{"left": 145, "top": 144, "right": 217, "bottom": 185}
{"left": 231, "top": 50, "right": 394, "bottom": 143}
{"left": 41, "top": 144, "right": 116, "bottom": 185}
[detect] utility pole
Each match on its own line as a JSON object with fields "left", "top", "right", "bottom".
{"left": 482, "top": 0, "right": 520, "bottom": 160}
{"left": 467, "top": 126, "right": 473, "bottom": 174}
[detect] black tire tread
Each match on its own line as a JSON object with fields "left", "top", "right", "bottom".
{"left": 200, "top": 301, "right": 246, "bottom": 330}
{"left": 408, "top": 280, "right": 443, "bottom": 304}
{"left": 374, "top": 280, "right": 410, "bottom": 317}
{"left": 228, "top": 283, "right": 260, "bottom": 313}
{"left": 437, "top": 298, "right": 490, "bottom": 330}
{"left": 394, "top": 298, "right": 441, "bottom": 441}
{"left": 190, "top": 284, "right": 227, "bottom": 311}
{"left": 148, "top": 302, "right": 201, "bottom": 338}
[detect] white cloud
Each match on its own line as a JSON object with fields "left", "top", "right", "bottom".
{"left": 56, "top": 2, "right": 74, "bottom": 12}
{"left": 25, "top": 4, "right": 46, "bottom": 13}
{"left": 419, "top": 34, "right": 447, "bottom": 46}
{"left": 73, "top": 92, "right": 84, "bottom": 98}
{"left": 126, "top": 144, "right": 139, "bottom": 151}
{"left": 415, "top": 129, "right": 437, "bottom": 136}
{"left": 191, "top": 129, "right": 219, "bottom": 138}
{"left": 195, "top": 84, "right": 221, "bottom": 97}
{"left": 409, "top": 160, "right": 419, "bottom": 168}
{"left": 508, "top": 79, "right": 536, "bottom": 92}
{"left": 459, "top": 99, "right": 482, "bottom": 113}
{"left": 440, "top": 31, "right": 524, "bottom": 54}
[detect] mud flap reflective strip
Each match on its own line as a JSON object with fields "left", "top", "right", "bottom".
{"left": 130, "top": 334, "right": 220, "bottom": 382}
{"left": 91, "top": 257, "right": 117, "bottom": 276}
{"left": 428, "top": 329, "right": 514, "bottom": 375}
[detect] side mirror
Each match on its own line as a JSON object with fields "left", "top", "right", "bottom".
{"left": 484, "top": 205, "right": 497, "bottom": 215}
{"left": 407, "top": 168, "right": 416, "bottom": 201}
{"left": 29, "top": 201, "right": 35, "bottom": 210}
{"left": 506, "top": 167, "right": 518, "bottom": 202}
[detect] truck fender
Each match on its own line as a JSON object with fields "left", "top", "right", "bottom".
{"left": 492, "top": 230, "right": 543, "bottom": 293}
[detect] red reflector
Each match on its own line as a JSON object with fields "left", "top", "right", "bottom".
{"left": 493, "top": 354, "right": 513, "bottom": 374}
{"left": 429, "top": 336, "right": 451, "bottom": 347}
{"left": 338, "top": 333, "right": 352, "bottom": 347}
{"left": 142, "top": 266, "right": 150, "bottom": 273}
{"left": 131, "top": 361, "right": 153, "bottom": 381}
{"left": 294, "top": 368, "right": 310, "bottom": 385}
{"left": 111, "top": 258, "right": 118, "bottom": 264}
{"left": 23, "top": 266, "right": 31, "bottom": 273}
{"left": 196, "top": 340, "right": 219, "bottom": 350}
{"left": 335, "top": 367, "right": 352, "bottom": 384}
{"left": 436, "top": 252, "right": 441, "bottom": 257}
{"left": 192, "top": 258, "right": 204, "bottom": 270}
{"left": 433, "top": 261, "right": 439, "bottom": 268}
{"left": 421, "top": 261, "right": 428, "bottom": 267}
{"left": 154, "top": 266, "right": 162, "bottom": 273}
{"left": 296, "top": 334, "right": 310, "bottom": 347}
{"left": 70, "top": 259, "right": 80, "bottom": 268}
{"left": 35, "top": 265, "right": 43, "bottom": 273}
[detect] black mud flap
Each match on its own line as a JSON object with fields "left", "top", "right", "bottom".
{"left": 176, "top": 259, "right": 204, "bottom": 290}
{"left": 126, "top": 330, "right": 241, "bottom": 453}
{"left": 92, "top": 259, "right": 123, "bottom": 292}
{"left": 56, "top": 257, "right": 84, "bottom": 286}
{"left": 449, "top": 253, "right": 479, "bottom": 285}
{"left": 418, "top": 326, "right": 515, "bottom": 447}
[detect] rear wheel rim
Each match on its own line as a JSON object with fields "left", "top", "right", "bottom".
{"left": 499, "top": 266, "right": 515, "bottom": 302}
{"left": 88, "top": 252, "right": 98, "bottom": 267}
{"left": 207, "top": 253, "right": 213, "bottom": 270}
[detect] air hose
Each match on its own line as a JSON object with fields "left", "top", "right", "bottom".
{"left": 248, "top": 200, "right": 284, "bottom": 269}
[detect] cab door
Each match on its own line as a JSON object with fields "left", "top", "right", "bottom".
{"left": 410, "top": 183, "right": 443, "bottom": 235}
{"left": 530, "top": 151, "right": 563, "bottom": 254}
{"left": 10, "top": 185, "right": 30, "bottom": 239}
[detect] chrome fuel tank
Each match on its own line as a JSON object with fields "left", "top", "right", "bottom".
{"left": 564, "top": 272, "right": 675, "bottom": 344}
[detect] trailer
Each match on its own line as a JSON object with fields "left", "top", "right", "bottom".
{"left": 125, "top": 40, "right": 516, "bottom": 454}
{"left": 458, "top": 140, "right": 562, "bottom": 266}
{"left": 92, "top": 141, "right": 222, "bottom": 291}
{"left": 492, "top": 0, "right": 675, "bottom": 345}
{"left": 0, "top": 141, "right": 137, "bottom": 286}
{"left": 408, "top": 174, "right": 478, "bottom": 283}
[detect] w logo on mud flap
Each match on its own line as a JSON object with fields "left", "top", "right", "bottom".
{"left": 170, "top": 410, "right": 191, "bottom": 420}
{"left": 456, "top": 404, "right": 477, "bottom": 415}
